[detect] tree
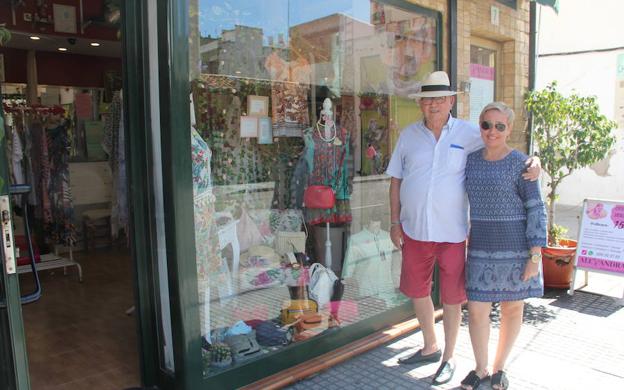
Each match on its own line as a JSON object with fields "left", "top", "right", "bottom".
{"left": 525, "top": 82, "right": 617, "bottom": 243}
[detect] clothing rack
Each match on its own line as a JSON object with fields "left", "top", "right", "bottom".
{"left": 3, "top": 105, "right": 80, "bottom": 281}
{"left": 3, "top": 103, "right": 66, "bottom": 115}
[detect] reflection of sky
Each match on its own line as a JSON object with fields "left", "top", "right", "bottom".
{"left": 199, "top": 0, "right": 371, "bottom": 41}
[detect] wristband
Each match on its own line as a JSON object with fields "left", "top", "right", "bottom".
{"left": 391, "top": 220, "right": 401, "bottom": 226}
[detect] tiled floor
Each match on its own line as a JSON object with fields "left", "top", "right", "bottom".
{"left": 18, "top": 246, "right": 140, "bottom": 390}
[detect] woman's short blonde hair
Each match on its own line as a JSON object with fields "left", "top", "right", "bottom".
{"left": 479, "top": 101, "right": 515, "bottom": 125}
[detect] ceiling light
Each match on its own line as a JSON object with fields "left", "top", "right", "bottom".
{"left": 29, "top": 36, "right": 41, "bottom": 40}
{"left": 90, "top": 42, "right": 100, "bottom": 47}
{"left": 58, "top": 47, "right": 68, "bottom": 52}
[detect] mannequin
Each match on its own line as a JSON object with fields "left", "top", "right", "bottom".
{"left": 301, "top": 98, "right": 353, "bottom": 277}
{"left": 342, "top": 219, "right": 400, "bottom": 305}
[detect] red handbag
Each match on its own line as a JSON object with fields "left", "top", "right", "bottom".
{"left": 303, "top": 185, "right": 336, "bottom": 209}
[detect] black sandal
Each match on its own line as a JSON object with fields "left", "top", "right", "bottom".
{"left": 491, "top": 370, "right": 510, "bottom": 390}
{"left": 460, "top": 370, "right": 489, "bottom": 390}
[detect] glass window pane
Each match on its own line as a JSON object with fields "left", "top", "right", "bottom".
{"left": 469, "top": 45, "right": 497, "bottom": 123}
{"left": 189, "top": 0, "right": 438, "bottom": 377}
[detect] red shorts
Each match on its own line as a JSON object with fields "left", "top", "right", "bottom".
{"left": 399, "top": 235, "right": 467, "bottom": 305}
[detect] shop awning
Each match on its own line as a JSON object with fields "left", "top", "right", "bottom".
{"left": 532, "top": 0, "right": 560, "bottom": 13}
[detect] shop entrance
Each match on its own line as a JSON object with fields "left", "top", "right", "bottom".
{"left": 0, "top": 2, "right": 142, "bottom": 389}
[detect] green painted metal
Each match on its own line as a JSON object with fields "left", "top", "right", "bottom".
{"left": 157, "top": 0, "right": 204, "bottom": 389}
{"left": 121, "top": 1, "right": 164, "bottom": 388}
{"left": 0, "top": 113, "right": 31, "bottom": 389}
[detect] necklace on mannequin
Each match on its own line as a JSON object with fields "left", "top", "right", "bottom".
{"left": 315, "top": 98, "right": 342, "bottom": 145}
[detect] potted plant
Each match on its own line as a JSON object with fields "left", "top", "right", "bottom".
{"left": 0, "top": 23, "right": 10, "bottom": 46}
{"left": 524, "top": 82, "right": 617, "bottom": 288}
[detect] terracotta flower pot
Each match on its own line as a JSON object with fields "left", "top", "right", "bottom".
{"left": 541, "top": 239, "right": 577, "bottom": 289}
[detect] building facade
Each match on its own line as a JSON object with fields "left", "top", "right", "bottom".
{"left": 0, "top": 1, "right": 540, "bottom": 389}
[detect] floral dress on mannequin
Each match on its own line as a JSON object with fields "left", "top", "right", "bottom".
{"left": 191, "top": 128, "right": 220, "bottom": 284}
{"left": 302, "top": 100, "right": 353, "bottom": 225}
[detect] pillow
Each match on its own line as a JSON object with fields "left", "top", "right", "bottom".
{"left": 269, "top": 209, "right": 303, "bottom": 233}
{"left": 247, "top": 209, "right": 274, "bottom": 244}
{"left": 236, "top": 208, "right": 264, "bottom": 253}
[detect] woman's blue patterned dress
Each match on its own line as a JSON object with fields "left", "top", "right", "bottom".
{"left": 465, "top": 149, "right": 547, "bottom": 302}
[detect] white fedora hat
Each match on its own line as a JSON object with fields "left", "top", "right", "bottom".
{"left": 408, "top": 71, "right": 458, "bottom": 99}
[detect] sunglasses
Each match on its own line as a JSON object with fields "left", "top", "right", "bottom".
{"left": 480, "top": 121, "right": 507, "bottom": 132}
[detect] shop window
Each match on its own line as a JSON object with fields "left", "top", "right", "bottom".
{"left": 189, "top": 0, "right": 438, "bottom": 378}
{"left": 469, "top": 41, "right": 499, "bottom": 124}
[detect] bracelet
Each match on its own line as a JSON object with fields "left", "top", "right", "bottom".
{"left": 390, "top": 220, "right": 401, "bottom": 226}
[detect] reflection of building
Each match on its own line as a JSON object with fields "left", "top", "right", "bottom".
{"left": 290, "top": 12, "right": 436, "bottom": 98}
{"left": 200, "top": 25, "right": 288, "bottom": 79}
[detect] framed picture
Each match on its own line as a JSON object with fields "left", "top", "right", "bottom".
{"left": 258, "top": 117, "right": 273, "bottom": 144}
{"left": 53, "top": 4, "right": 77, "bottom": 34}
{"left": 247, "top": 95, "right": 269, "bottom": 116}
{"left": 240, "top": 116, "right": 258, "bottom": 138}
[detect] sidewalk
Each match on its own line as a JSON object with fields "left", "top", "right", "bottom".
{"left": 286, "top": 204, "right": 624, "bottom": 389}
{"left": 286, "top": 288, "right": 624, "bottom": 389}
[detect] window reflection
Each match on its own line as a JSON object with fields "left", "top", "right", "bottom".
{"left": 190, "top": 0, "right": 437, "bottom": 376}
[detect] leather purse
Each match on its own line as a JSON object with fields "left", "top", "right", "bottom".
{"left": 280, "top": 299, "right": 318, "bottom": 326}
{"left": 296, "top": 313, "right": 328, "bottom": 331}
{"left": 303, "top": 185, "right": 336, "bottom": 209}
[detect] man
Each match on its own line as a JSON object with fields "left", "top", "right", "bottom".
{"left": 386, "top": 71, "right": 539, "bottom": 385}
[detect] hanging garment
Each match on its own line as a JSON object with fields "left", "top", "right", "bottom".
{"left": 271, "top": 82, "right": 310, "bottom": 137}
{"left": 191, "top": 128, "right": 220, "bottom": 280}
{"left": 103, "top": 91, "right": 129, "bottom": 239}
{"left": 10, "top": 127, "right": 25, "bottom": 184}
{"left": 113, "top": 98, "right": 128, "bottom": 238}
{"left": 44, "top": 123, "right": 75, "bottom": 246}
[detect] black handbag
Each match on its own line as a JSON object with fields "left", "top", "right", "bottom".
{"left": 255, "top": 320, "right": 294, "bottom": 346}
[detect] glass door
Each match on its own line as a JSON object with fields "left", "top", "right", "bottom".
{"left": 0, "top": 109, "right": 30, "bottom": 389}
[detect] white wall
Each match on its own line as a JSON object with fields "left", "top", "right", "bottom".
{"left": 69, "top": 161, "right": 112, "bottom": 205}
{"left": 537, "top": 0, "right": 623, "bottom": 54}
{"left": 536, "top": 0, "right": 624, "bottom": 207}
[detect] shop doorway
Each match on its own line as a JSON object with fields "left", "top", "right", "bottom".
{"left": 469, "top": 37, "right": 501, "bottom": 123}
{"left": 0, "top": 3, "right": 141, "bottom": 389}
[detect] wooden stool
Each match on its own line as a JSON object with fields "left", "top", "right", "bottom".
{"left": 82, "top": 209, "right": 112, "bottom": 250}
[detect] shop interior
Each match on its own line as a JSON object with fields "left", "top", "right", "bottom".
{"left": 1, "top": 1, "right": 139, "bottom": 389}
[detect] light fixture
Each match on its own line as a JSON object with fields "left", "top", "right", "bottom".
{"left": 90, "top": 42, "right": 100, "bottom": 47}
{"left": 58, "top": 47, "right": 68, "bottom": 52}
{"left": 29, "top": 36, "right": 41, "bottom": 40}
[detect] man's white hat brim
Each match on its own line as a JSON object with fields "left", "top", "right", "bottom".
{"left": 408, "top": 90, "right": 459, "bottom": 99}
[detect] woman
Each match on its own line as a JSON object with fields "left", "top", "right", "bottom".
{"left": 460, "top": 102, "right": 547, "bottom": 390}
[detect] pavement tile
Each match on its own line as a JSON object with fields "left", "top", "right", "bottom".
{"left": 285, "top": 289, "right": 624, "bottom": 390}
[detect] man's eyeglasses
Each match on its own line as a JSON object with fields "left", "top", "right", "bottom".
{"left": 420, "top": 96, "right": 447, "bottom": 105}
{"left": 480, "top": 121, "right": 507, "bottom": 132}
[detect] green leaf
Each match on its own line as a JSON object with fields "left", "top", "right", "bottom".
{"left": 525, "top": 81, "right": 617, "bottom": 230}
